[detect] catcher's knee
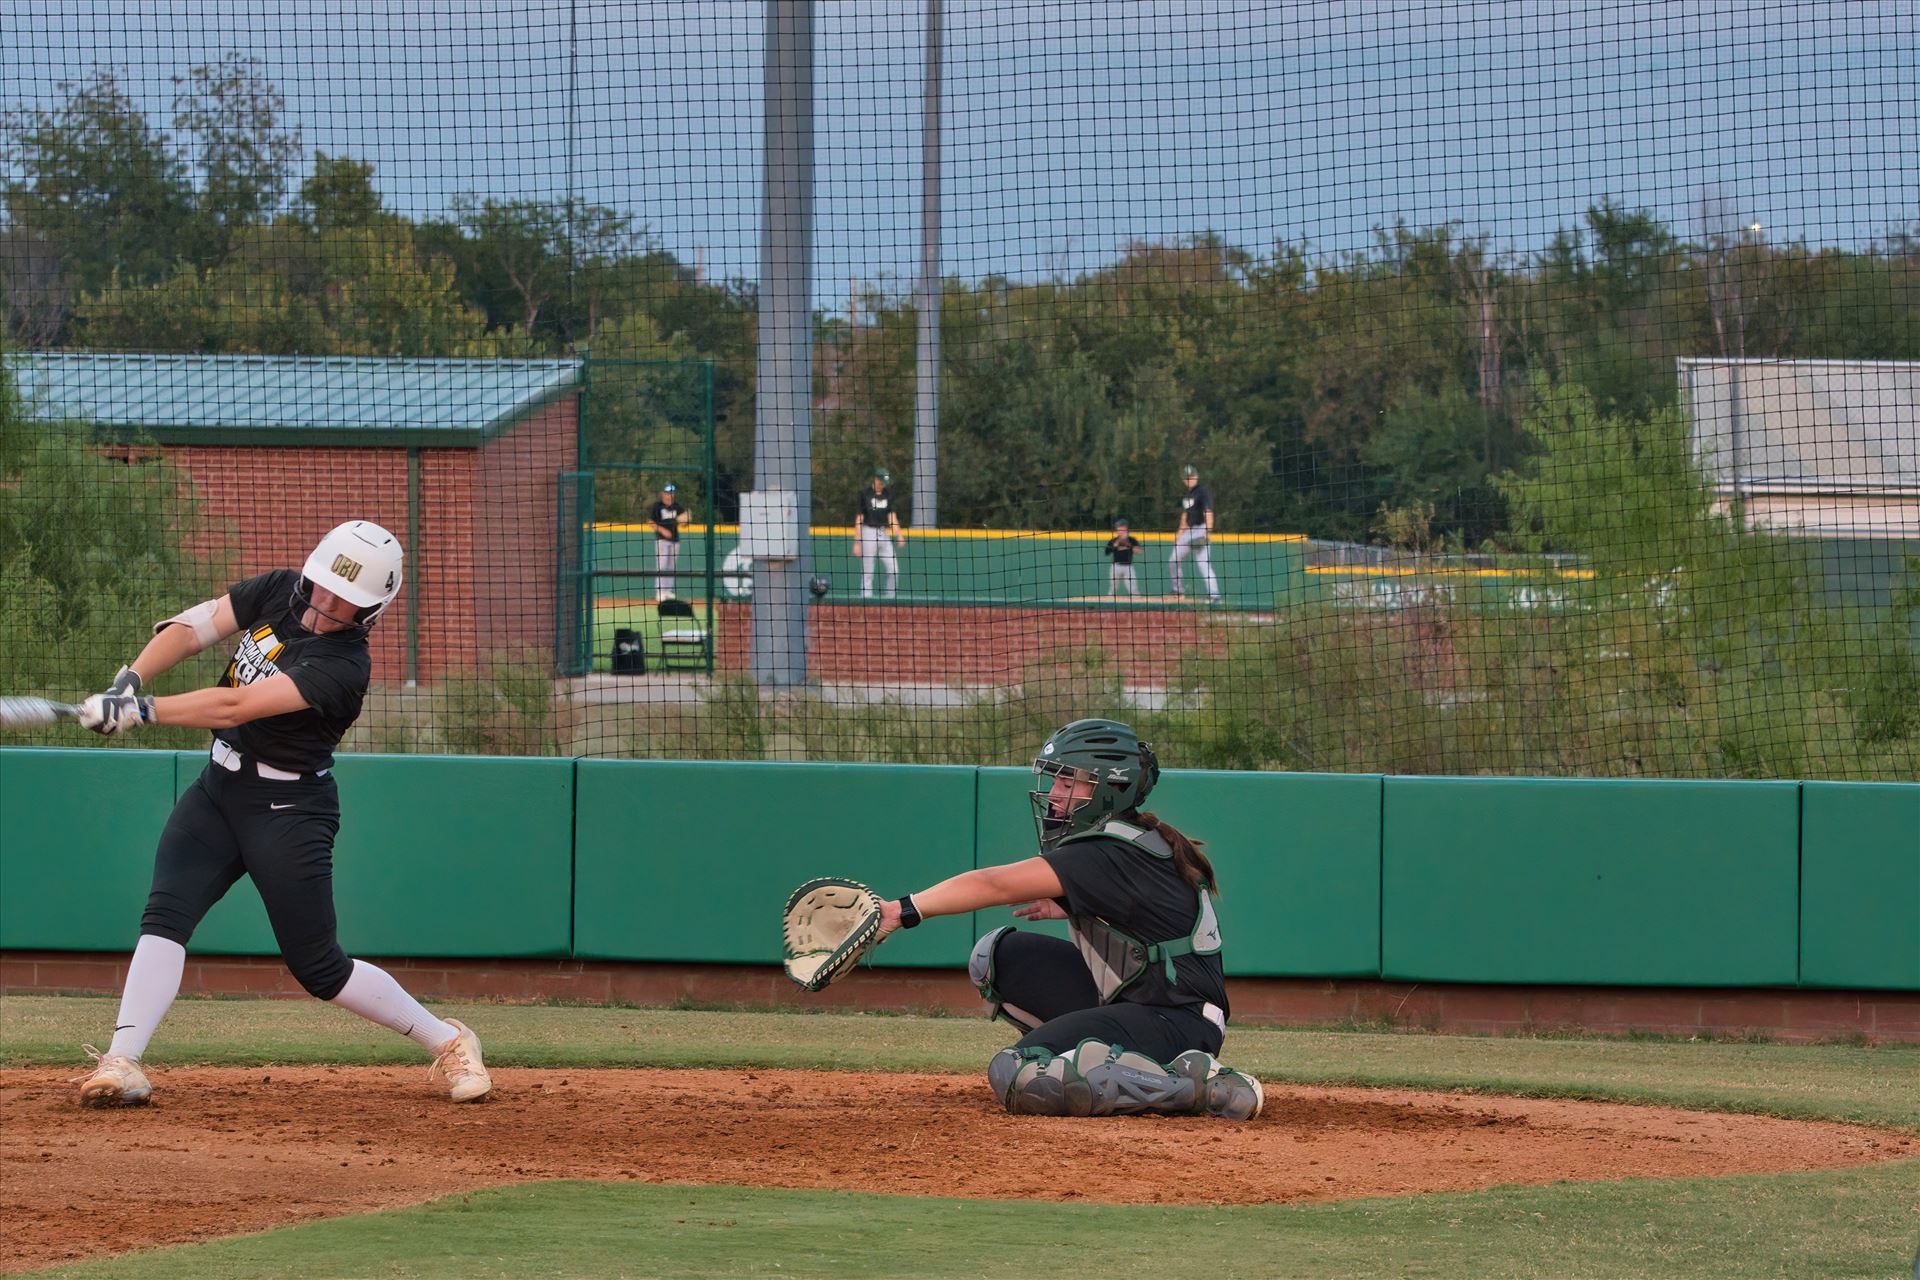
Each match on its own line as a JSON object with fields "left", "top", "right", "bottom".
{"left": 969, "top": 926, "right": 1042, "bottom": 1033}
{"left": 987, "top": 1045, "right": 1095, "bottom": 1116}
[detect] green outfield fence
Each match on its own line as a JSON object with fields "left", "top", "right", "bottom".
{"left": 3, "top": 749, "right": 1914, "bottom": 992}
{"left": 1, "top": 4, "right": 1916, "bottom": 779}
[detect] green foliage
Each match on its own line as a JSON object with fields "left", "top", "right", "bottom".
{"left": 1, "top": 68, "right": 195, "bottom": 296}
{"left": 435, "top": 649, "right": 561, "bottom": 756}
{"left": 77, "top": 218, "right": 497, "bottom": 357}
{"left": 169, "top": 53, "right": 304, "bottom": 263}
{"left": 0, "top": 344, "right": 227, "bottom": 745}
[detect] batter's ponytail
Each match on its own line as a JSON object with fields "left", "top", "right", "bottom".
{"left": 1133, "top": 811, "right": 1220, "bottom": 897}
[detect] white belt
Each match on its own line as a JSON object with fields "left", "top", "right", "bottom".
{"left": 1201, "top": 1001, "right": 1227, "bottom": 1033}
{"left": 211, "top": 739, "right": 315, "bottom": 781}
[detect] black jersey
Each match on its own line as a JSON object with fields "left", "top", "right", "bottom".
{"left": 649, "top": 500, "right": 686, "bottom": 542}
{"left": 1041, "top": 834, "right": 1230, "bottom": 1018}
{"left": 1179, "top": 485, "right": 1213, "bottom": 528}
{"left": 216, "top": 569, "right": 372, "bottom": 773}
{"left": 858, "top": 486, "right": 895, "bottom": 528}
{"left": 1104, "top": 534, "right": 1140, "bottom": 565}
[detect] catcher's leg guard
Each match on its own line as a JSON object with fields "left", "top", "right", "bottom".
{"left": 1171, "top": 1050, "right": 1265, "bottom": 1120}
{"left": 990, "top": 1040, "right": 1264, "bottom": 1119}
{"left": 970, "top": 927, "right": 1040, "bottom": 1032}
{"left": 987, "top": 1039, "right": 1262, "bottom": 1119}
{"left": 987, "top": 1045, "right": 1096, "bottom": 1116}
{"left": 1067, "top": 1039, "right": 1205, "bottom": 1116}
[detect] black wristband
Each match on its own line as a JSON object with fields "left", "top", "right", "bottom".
{"left": 897, "top": 895, "right": 923, "bottom": 929}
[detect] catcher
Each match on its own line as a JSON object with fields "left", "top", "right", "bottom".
{"left": 783, "top": 718, "right": 1261, "bottom": 1120}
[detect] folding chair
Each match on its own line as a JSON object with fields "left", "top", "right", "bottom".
{"left": 656, "top": 597, "right": 708, "bottom": 669}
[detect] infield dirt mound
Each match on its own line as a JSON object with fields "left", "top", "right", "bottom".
{"left": 1, "top": 1065, "right": 1911, "bottom": 1273}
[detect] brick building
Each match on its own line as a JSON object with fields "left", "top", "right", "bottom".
{"left": 14, "top": 353, "right": 581, "bottom": 682}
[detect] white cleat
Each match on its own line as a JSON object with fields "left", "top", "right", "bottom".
{"left": 428, "top": 1019, "right": 493, "bottom": 1103}
{"left": 75, "top": 1046, "right": 153, "bottom": 1107}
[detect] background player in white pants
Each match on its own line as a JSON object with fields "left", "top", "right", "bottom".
{"left": 70, "top": 522, "right": 492, "bottom": 1108}
{"left": 854, "top": 468, "right": 904, "bottom": 599}
{"left": 1104, "top": 519, "right": 1141, "bottom": 597}
{"left": 649, "top": 481, "right": 687, "bottom": 599}
{"left": 1169, "top": 464, "right": 1221, "bottom": 603}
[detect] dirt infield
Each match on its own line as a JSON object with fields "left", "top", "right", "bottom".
{"left": 2, "top": 1066, "right": 1912, "bottom": 1274}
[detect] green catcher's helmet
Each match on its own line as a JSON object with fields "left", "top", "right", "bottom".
{"left": 1030, "top": 718, "right": 1160, "bottom": 851}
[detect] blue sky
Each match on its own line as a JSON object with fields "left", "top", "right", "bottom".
{"left": 5, "top": 1, "right": 1915, "bottom": 299}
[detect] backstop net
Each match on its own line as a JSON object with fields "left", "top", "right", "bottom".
{"left": 2, "top": 2, "right": 1914, "bottom": 778}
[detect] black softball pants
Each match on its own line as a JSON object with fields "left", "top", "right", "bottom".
{"left": 995, "top": 930, "right": 1224, "bottom": 1063}
{"left": 140, "top": 763, "right": 353, "bottom": 1001}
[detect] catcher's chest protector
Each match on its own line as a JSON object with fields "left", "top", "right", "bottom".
{"left": 1061, "top": 821, "right": 1222, "bottom": 1005}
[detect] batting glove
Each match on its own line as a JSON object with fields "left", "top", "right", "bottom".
{"left": 78, "top": 692, "right": 153, "bottom": 736}
{"left": 106, "top": 664, "right": 143, "bottom": 697}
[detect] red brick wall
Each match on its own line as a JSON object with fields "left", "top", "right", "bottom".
{"left": 712, "top": 603, "right": 1234, "bottom": 683}
{"left": 161, "top": 394, "right": 577, "bottom": 683}
{"left": 169, "top": 445, "right": 413, "bottom": 677}
{"left": 475, "top": 398, "right": 577, "bottom": 668}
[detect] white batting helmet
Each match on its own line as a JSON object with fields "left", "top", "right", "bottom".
{"left": 298, "top": 520, "right": 404, "bottom": 628}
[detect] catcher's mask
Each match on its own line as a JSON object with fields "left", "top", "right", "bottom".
{"left": 290, "top": 520, "right": 404, "bottom": 635}
{"left": 1030, "top": 718, "right": 1160, "bottom": 851}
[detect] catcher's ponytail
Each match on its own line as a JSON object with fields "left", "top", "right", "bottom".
{"left": 1134, "top": 811, "right": 1219, "bottom": 897}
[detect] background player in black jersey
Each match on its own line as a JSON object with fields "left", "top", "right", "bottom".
{"left": 71, "top": 521, "right": 492, "bottom": 1107}
{"left": 649, "top": 481, "right": 688, "bottom": 599}
{"left": 853, "top": 468, "right": 904, "bottom": 599}
{"left": 872, "top": 719, "right": 1261, "bottom": 1119}
{"left": 1170, "top": 464, "right": 1221, "bottom": 603}
{"left": 1103, "top": 518, "right": 1142, "bottom": 597}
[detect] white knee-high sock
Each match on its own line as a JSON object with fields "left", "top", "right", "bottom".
{"left": 106, "top": 935, "right": 187, "bottom": 1061}
{"left": 329, "top": 959, "right": 458, "bottom": 1052}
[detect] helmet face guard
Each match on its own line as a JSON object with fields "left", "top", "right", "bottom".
{"left": 289, "top": 576, "right": 384, "bottom": 634}
{"left": 1030, "top": 758, "right": 1100, "bottom": 851}
{"left": 1028, "top": 719, "right": 1160, "bottom": 851}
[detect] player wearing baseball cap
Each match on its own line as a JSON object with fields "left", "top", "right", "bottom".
{"left": 1170, "top": 465, "right": 1221, "bottom": 603}
{"left": 868, "top": 719, "right": 1261, "bottom": 1119}
{"left": 854, "top": 468, "right": 904, "bottom": 599}
{"left": 71, "top": 521, "right": 491, "bottom": 1108}
{"left": 650, "top": 481, "right": 689, "bottom": 600}
{"left": 1103, "top": 519, "right": 1142, "bottom": 597}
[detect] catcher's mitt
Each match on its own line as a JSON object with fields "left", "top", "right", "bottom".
{"left": 782, "top": 877, "right": 888, "bottom": 992}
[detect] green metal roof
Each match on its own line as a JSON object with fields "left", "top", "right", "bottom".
{"left": 9, "top": 353, "right": 581, "bottom": 447}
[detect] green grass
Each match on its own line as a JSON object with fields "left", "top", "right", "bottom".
{"left": 589, "top": 600, "right": 720, "bottom": 674}
{"left": 23, "top": 1166, "right": 1920, "bottom": 1280}
{"left": 5, "top": 996, "right": 1916, "bottom": 1130}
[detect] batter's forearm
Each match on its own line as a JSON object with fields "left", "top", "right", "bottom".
{"left": 149, "top": 686, "right": 251, "bottom": 729}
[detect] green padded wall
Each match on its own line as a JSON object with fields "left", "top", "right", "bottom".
{"left": 0, "top": 749, "right": 175, "bottom": 952}
{"left": 153, "top": 751, "right": 572, "bottom": 959}
{"left": 1800, "top": 782, "right": 1920, "bottom": 990}
{"left": 972, "top": 767, "right": 1382, "bottom": 978}
{"left": 1382, "top": 777, "right": 1801, "bottom": 985}
{"left": 329, "top": 754, "right": 573, "bottom": 958}
{"left": 573, "top": 759, "right": 977, "bottom": 967}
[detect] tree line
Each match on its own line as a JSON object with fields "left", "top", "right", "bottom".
{"left": 6, "top": 62, "right": 1916, "bottom": 539}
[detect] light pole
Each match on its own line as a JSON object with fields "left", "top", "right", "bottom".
{"left": 913, "top": 0, "right": 943, "bottom": 530}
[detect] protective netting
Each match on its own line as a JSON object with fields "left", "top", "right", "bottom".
{"left": 2, "top": 2, "right": 1915, "bottom": 777}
